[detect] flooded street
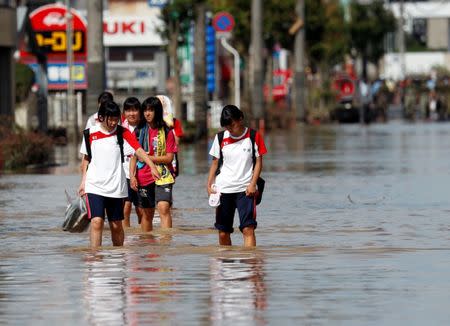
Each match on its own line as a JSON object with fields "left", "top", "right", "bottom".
{"left": 2, "top": 122, "right": 450, "bottom": 325}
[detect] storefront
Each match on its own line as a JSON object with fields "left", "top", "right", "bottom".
{"left": 18, "top": 3, "right": 87, "bottom": 131}
{"left": 103, "top": 13, "right": 167, "bottom": 100}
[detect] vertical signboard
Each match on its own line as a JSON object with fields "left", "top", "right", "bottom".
{"left": 206, "top": 25, "right": 216, "bottom": 93}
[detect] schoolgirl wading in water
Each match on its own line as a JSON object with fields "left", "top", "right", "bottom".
{"left": 79, "top": 101, "right": 160, "bottom": 248}
{"left": 207, "top": 105, "right": 267, "bottom": 247}
{"left": 130, "top": 97, "right": 178, "bottom": 232}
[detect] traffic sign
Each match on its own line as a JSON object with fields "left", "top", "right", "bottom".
{"left": 212, "top": 12, "right": 235, "bottom": 33}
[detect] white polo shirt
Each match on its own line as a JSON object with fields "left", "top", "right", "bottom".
{"left": 80, "top": 125, "right": 141, "bottom": 198}
{"left": 209, "top": 128, "right": 267, "bottom": 193}
{"left": 121, "top": 119, "right": 138, "bottom": 180}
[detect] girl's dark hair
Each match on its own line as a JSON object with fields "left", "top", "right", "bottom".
{"left": 97, "top": 100, "right": 121, "bottom": 122}
{"left": 97, "top": 91, "right": 114, "bottom": 105}
{"left": 123, "top": 97, "right": 141, "bottom": 111}
{"left": 220, "top": 105, "right": 244, "bottom": 127}
{"left": 141, "top": 96, "right": 166, "bottom": 129}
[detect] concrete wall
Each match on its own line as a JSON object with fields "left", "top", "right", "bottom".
{"left": 382, "top": 52, "right": 449, "bottom": 80}
{"left": 427, "top": 18, "right": 449, "bottom": 50}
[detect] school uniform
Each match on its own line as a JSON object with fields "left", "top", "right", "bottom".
{"left": 80, "top": 125, "right": 141, "bottom": 220}
{"left": 209, "top": 128, "right": 267, "bottom": 233}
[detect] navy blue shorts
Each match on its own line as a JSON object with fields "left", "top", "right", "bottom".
{"left": 136, "top": 183, "right": 173, "bottom": 209}
{"left": 215, "top": 192, "right": 257, "bottom": 233}
{"left": 86, "top": 193, "right": 124, "bottom": 221}
{"left": 125, "top": 178, "right": 139, "bottom": 206}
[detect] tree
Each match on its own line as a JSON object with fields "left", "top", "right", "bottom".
{"left": 193, "top": 2, "right": 208, "bottom": 139}
{"left": 349, "top": 0, "right": 396, "bottom": 78}
{"left": 305, "top": 0, "right": 348, "bottom": 72}
{"left": 160, "top": 1, "right": 195, "bottom": 120}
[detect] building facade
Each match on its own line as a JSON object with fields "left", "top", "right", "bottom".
{"left": 384, "top": 1, "right": 450, "bottom": 79}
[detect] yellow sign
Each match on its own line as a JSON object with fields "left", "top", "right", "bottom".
{"left": 35, "top": 31, "right": 85, "bottom": 53}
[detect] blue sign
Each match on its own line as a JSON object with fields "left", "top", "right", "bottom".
{"left": 29, "top": 63, "right": 87, "bottom": 89}
{"left": 148, "top": 0, "right": 168, "bottom": 8}
{"left": 212, "top": 12, "right": 235, "bottom": 33}
{"left": 206, "top": 25, "right": 216, "bottom": 92}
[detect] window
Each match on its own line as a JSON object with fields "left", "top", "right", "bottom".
{"left": 131, "top": 48, "right": 154, "bottom": 61}
{"left": 108, "top": 47, "right": 127, "bottom": 61}
{"left": 0, "top": 0, "right": 14, "bottom": 7}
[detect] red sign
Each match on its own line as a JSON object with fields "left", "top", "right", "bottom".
{"left": 333, "top": 74, "right": 355, "bottom": 102}
{"left": 212, "top": 12, "right": 235, "bottom": 33}
{"left": 263, "top": 69, "right": 292, "bottom": 102}
{"left": 30, "top": 4, "right": 87, "bottom": 30}
{"left": 20, "top": 4, "right": 87, "bottom": 60}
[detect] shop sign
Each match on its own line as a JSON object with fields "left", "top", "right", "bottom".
{"left": 29, "top": 62, "right": 87, "bottom": 90}
{"left": 103, "top": 16, "right": 164, "bottom": 46}
{"left": 27, "top": 4, "right": 87, "bottom": 57}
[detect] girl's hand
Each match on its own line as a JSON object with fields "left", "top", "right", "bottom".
{"left": 207, "top": 184, "right": 219, "bottom": 196}
{"left": 78, "top": 181, "right": 85, "bottom": 197}
{"left": 207, "top": 184, "right": 214, "bottom": 196}
{"left": 151, "top": 166, "right": 161, "bottom": 180}
{"left": 130, "top": 176, "right": 139, "bottom": 191}
{"left": 245, "top": 183, "right": 257, "bottom": 197}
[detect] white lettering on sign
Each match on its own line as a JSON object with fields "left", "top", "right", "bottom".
{"left": 43, "top": 12, "right": 66, "bottom": 27}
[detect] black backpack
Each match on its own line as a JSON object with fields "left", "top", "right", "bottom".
{"left": 83, "top": 125, "right": 125, "bottom": 163}
{"left": 216, "top": 128, "right": 265, "bottom": 205}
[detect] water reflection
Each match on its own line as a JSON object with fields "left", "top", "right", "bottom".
{"left": 83, "top": 240, "right": 178, "bottom": 325}
{"left": 210, "top": 253, "right": 266, "bottom": 325}
{"left": 124, "top": 249, "right": 176, "bottom": 324}
{"left": 84, "top": 251, "right": 127, "bottom": 326}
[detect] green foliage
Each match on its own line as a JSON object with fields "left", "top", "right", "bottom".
{"left": 15, "top": 63, "right": 34, "bottom": 103}
{"left": 209, "top": 0, "right": 347, "bottom": 69}
{"left": 306, "top": 0, "right": 347, "bottom": 69}
{"left": 0, "top": 122, "right": 53, "bottom": 171}
{"left": 406, "top": 33, "right": 428, "bottom": 52}
{"left": 158, "top": 0, "right": 202, "bottom": 46}
{"left": 349, "top": 0, "right": 396, "bottom": 63}
{"left": 262, "top": 0, "right": 297, "bottom": 50}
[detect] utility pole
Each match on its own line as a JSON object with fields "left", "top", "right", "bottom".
{"left": 194, "top": 3, "right": 207, "bottom": 139}
{"left": 251, "top": 0, "right": 264, "bottom": 127}
{"left": 293, "top": 0, "right": 305, "bottom": 122}
{"left": 86, "top": 0, "right": 105, "bottom": 117}
{"left": 399, "top": 0, "right": 406, "bottom": 80}
{"left": 0, "top": 4, "right": 16, "bottom": 120}
{"left": 65, "top": 1, "right": 77, "bottom": 143}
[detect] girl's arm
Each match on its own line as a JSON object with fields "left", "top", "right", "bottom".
{"left": 78, "top": 155, "right": 89, "bottom": 196}
{"left": 135, "top": 147, "right": 160, "bottom": 180}
{"left": 148, "top": 152, "right": 174, "bottom": 165}
{"left": 206, "top": 158, "right": 219, "bottom": 196}
{"left": 129, "top": 155, "right": 138, "bottom": 191}
{"left": 246, "top": 156, "right": 263, "bottom": 197}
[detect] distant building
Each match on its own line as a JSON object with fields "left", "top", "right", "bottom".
{"left": 383, "top": 1, "right": 450, "bottom": 79}
{"left": 104, "top": 0, "right": 168, "bottom": 99}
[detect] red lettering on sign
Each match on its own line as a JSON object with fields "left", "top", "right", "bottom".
{"left": 103, "top": 20, "right": 147, "bottom": 35}
{"left": 122, "top": 22, "right": 135, "bottom": 34}
{"left": 103, "top": 22, "right": 118, "bottom": 34}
